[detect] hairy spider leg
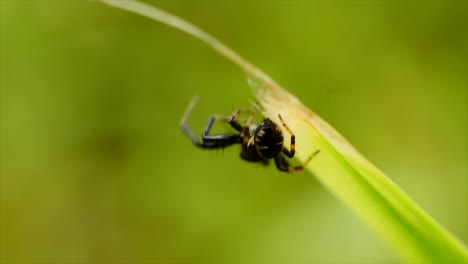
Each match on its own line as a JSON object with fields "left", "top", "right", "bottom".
{"left": 274, "top": 149, "right": 320, "bottom": 172}
{"left": 228, "top": 107, "right": 257, "bottom": 144}
{"left": 277, "top": 114, "right": 296, "bottom": 158}
{"left": 180, "top": 97, "right": 244, "bottom": 149}
{"left": 180, "top": 96, "right": 201, "bottom": 145}
{"left": 275, "top": 114, "right": 321, "bottom": 171}
{"left": 180, "top": 96, "right": 199, "bottom": 127}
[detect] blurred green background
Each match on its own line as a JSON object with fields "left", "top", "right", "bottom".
{"left": 1, "top": 0, "right": 467, "bottom": 263}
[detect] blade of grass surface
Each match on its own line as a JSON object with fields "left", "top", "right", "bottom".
{"left": 101, "top": 0, "right": 468, "bottom": 262}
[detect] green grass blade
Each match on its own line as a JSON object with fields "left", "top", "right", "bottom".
{"left": 255, "top": 81, "right": 468, "bottom": 262}
{"left": 101, "top": 0, "right": 468, "bottom": 262}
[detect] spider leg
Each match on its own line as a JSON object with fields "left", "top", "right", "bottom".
{"left": 274, "top": 113, "right": 321, "bottom": 172}
{"left": 228, "top": 107, "right": 257, "bottom": 131}
{"left": 180, "top": 97, "right": 242, "bottom": 149}
{"left": 278, "top": 114, "right": 296, "bottom": 158}
{"left": 274, "top": 154, "right": 303, "bottom": 172}
{"left": 199, "top": 116, "right": 242, "bottom": 148}
{"left": 228, "top": 107, "right": 257, "bottom": 144}
{"left": 181, "top": 114, "right": 241, "bottom": 149}
{"left": 274, "top": 150, "right": 320, "bottom": 172}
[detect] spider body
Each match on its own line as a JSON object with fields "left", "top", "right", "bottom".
{"left": 180, "top": 97, "right": 318, "bottom": 172}
{"left": 252, "top": 118, "right": 284, "bottom": 159}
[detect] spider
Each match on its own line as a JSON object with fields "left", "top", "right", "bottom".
{"left": 180, "top": 97, "right": 319, "bottom": 172}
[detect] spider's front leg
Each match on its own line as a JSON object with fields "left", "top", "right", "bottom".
{"left": 180, "top": 97, "right": 242, "bottom": 149}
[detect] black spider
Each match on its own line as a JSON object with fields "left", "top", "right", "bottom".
{"left": 180, "top": 97, "right": 319, "bottom": 172}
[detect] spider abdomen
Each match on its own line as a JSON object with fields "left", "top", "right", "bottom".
{"left": 254, "top": 118, "right": 284, "bottom": 159}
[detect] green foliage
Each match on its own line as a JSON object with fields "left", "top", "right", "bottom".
{"left": 2, "top": 0, "right": 466, "bottom": 262}
{"left": 256, "top": 80, "right": 468, "bottom": 262}
{"left": 102, "top": 0, "right": 468, "bottom": 262}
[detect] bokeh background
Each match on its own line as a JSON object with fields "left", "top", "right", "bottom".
{"left": 1, "top": 0, "right": 467, "bottom": 263}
